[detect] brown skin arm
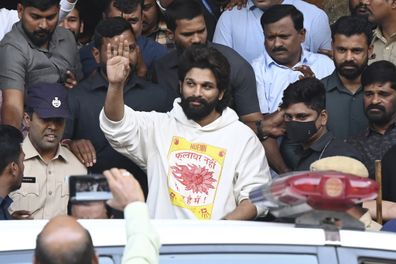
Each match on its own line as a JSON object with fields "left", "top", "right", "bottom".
{"left": 223, "top": 199, "right": 257, "bottom": 220}
{"left": 318, "top": 49, "right": 333, "bottom": 59}
{"left": 104, "top": 168, "right": 145, "bottom": 211}
{"left": 66, "top": 139, "right": 97, "bottom": 167}
{"left": 1, "top": 89, "right": 24, "bottom": 129}
{"left": 364, "top": 200, "right": 396, "bottom": 221}
{"left": 241, "top": 111, "right": 290, "bottom": 173}
{"left": 263, "top": 138, "right": 290, "bottom": 173}
{"left": 11, "top": 210, "right": 33, "bottom": 220}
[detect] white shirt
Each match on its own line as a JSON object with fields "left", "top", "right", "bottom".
{"left": 213, "top": 0, "right": 332, "bottom": 64}
{"left": 252, "top": 48, "right": 335, "bottom": 114}
{"left": 0, "top": 9, "right": 18, "bottom": 41}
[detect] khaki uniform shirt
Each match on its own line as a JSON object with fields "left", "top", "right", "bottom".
{"left": 360, "top": 210, "right": 382, "bottom": 231}
{"left": 370, "top": 27, "right": 396, "bottom": 65}
{"left": 9, "top": 136, "right": 86, "bottom": 219}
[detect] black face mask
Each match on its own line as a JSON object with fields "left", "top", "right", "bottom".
{"left": 286, "top": 121, "right": 318, "bottom": 143}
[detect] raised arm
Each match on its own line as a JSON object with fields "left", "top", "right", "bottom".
{"left": 103, "top": 37, "right": 131, "bottom": 122}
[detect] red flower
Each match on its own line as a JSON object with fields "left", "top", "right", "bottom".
{"left": 171, "top": 163, "right": 216, "bottom": 195}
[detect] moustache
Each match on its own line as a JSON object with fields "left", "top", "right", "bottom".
{"left": 186, "top": 96, "right": 207, "bottom": 104}
{"left": 272, "top": 47, "right": 288, "bottom": 53}
{"left": 33, "top": 29, "right": 50, "bottom": 37}
{"left": 339, "top": 61, "right": 358, "bottom": 68}
{"left": 355, "top": 3, "right": 369, "bottom": 11}
{"left": 367, "top": 105, "right": 385, "bottom": 112}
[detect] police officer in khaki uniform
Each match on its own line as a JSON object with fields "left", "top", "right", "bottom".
{"left": 9, "top": 82, "right": 86, "bottom": 219}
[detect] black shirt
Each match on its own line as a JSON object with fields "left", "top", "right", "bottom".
{"left": 381, "top": 145, "right": 396, "bottom": 202}
{"left": 321, "top": 71, "right": 368, "bottom": 140}
{"left": 64, "top": 72, "right": 175, "bottom": 196}
{"left": 348, "top": 123, "right": 396, "bottom": 179}
{"left": 285, "top": 131, "right": 363, "bottom": 171}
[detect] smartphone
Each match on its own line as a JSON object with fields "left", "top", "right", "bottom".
{"left": 69, "top": 174, "right": 112, "bottom": 202}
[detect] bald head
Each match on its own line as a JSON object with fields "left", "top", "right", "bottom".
{"left": 34, "top": 216, "right": 97, "bottom": 264}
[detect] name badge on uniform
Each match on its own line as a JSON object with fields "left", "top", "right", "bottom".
{"left": 22, "top": 177, "right": 36, "bottom": 183}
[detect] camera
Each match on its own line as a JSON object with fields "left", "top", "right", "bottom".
{"left": 69, "top": 174, "right": 112, "bottom": 202}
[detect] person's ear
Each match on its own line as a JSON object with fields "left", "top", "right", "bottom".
{"left": 299, "top": 28, "right": 306, "bottom": 43}
{"left": 92, "top": 47, "right": 100, "bottom": 64}
{"left": 368, "top": 44, "right": 374, "bottom": 60}
{"left": 5, "top": 162, "right": 17, "bottom": 179}
{"left": 17, "top": 3, "right": 23, "bottom": 19}
{"left": 179, "top": 81, "right": 183, "bottom": 96}
{"left": 80, "top": 21, "right": 85, "bottom": 34}
{"left": 319, "top": 109, "right": 328, "bottom": 127}
{"left": 218, "top": 90, "right": 224, "bottom": 101}
{"left": 166, "top": 29, "right": 174, "bottom": 41}
{"left": 23, "top": 112, "right": 31, "bottom": 129}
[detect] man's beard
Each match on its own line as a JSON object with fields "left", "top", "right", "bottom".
{"left": 22, "top": 23, "right": 54, "bottom": 47}
{"left": 336, "top": 58, "right": 368, "bottom": 80}
{"left": 180, "top": 96, "right": 218, "bottom": 122}
{"left": 365, "top": 104, "right": 395, "bottom": 126}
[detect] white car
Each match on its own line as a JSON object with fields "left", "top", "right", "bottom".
{"left": 1, "top": 219, "right": 396, "bottom": 264}
{"left": 2, "top": 171, "right": 395, "bottom": 264}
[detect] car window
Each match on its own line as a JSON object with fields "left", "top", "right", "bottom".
{"left": 160, "top": 253, "right": 318, "bottom": 264}
{"left": 99, "top": 255, "right": 116, "bottom": 264}
{"left": 337, "top": 248, "right": 396, "bottom": 264}
{"left": 360, "top": 259, "right": 396, "bottom": 264}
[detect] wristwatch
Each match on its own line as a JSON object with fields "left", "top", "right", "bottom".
{"left": 255, "top": 120, "right": 269, "bottom": 141}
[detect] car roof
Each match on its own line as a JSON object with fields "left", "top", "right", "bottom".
{"left": 2, "top": 220, "right": 396, "bottom": 252}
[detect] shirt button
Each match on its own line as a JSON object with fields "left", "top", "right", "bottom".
{"left": 49, "top": 191, "right": 53, "bottom": 195}
{"left": 48, "top": 171, "right": 51, "bottom": 175}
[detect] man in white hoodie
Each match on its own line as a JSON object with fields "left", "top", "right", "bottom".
{"left": 100, "top": 43, "right": 271, "bottom": 220}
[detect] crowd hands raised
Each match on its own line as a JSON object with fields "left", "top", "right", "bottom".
{"left": 0, "top": 0, "right": 396, "bottom": 242}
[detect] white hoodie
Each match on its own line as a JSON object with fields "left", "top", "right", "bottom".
{"left": 100, "top": 99, "right": 271, "bottom": 219}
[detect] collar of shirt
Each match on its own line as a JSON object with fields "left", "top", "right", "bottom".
{"left": 23, "top": 135, "right": 70, "bottom": 163}
{"left": 373, "top": 27, "right": 396, "bottom": 44}
{"left": 360, "top": 209, "right": 382, "bottom": 231}
{"left": 294, "top": 131, "right": 334, "bottom": 160}
{"left": 264, "top": 47, "right": 309, "bottom": 69}
{"left": 324, "top": 70, "right": 363, "bottom": 94}
{"left": 366, "top": 122, "right": 396, "bottom": 137}
{"left": 0, "top": 195, "right": 12, "bottom": 209}
{"left": 309, "top": 131, "right": 334, "bottom": 152}
{"left": 15, "top": 21, "right": 66, "bottom": 53}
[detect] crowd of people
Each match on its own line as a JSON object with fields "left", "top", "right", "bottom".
{"left": 0, "top": 0, "right": 396, "bottom": 260}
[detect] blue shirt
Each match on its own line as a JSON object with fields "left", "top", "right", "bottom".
{"left": 0, "top": 195, "right": 13, "bottom": 220}
{"left": 213, "top": 0, "right": 332, "bottom": 64}
{"left": 252, "top": 48, "right": 334, "bottom": 114}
